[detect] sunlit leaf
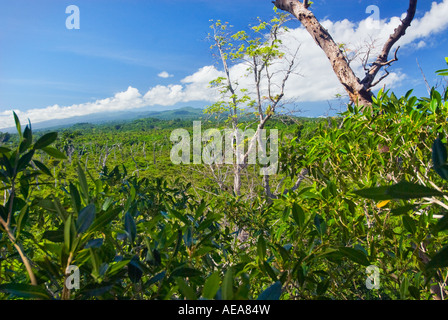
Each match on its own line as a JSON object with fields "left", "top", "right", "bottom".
{"left": 376, "top": 200, "right": 390, "bottom": 208}
{"left": 202, "top": 271, "right": 220, "bottom": 299}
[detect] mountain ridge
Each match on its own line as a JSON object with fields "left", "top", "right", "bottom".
{"left": 0, "top": 106, "right": 206, "bottom": 133}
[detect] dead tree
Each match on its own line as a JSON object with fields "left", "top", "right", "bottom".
{"left": 272, "top": 0, "right": 418, "bottom": 108}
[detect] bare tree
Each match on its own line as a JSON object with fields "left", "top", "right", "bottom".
{"left": 272, "top": 0, "right": 418, "bottom": 108}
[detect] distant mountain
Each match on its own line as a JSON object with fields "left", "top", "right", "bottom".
{"left": 0, "top": 106, "right": 206, "bottom": 133}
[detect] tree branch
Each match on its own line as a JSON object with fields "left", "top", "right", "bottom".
{"left": 272, "top": 0, "right": 372, "bottom": 106}
{"left": 272, "top": 0, "right": 418, "bottom": 107}
{"left": 361, "top": 0, "right": 417, "bottom": 88}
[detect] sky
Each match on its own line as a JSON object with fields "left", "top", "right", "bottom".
{"left": 0, "top": 0, "right": 447, "bottom": 129}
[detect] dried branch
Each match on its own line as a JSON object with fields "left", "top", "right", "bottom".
{"left": 361, "top": 0, "right": 417, "bottom": 88}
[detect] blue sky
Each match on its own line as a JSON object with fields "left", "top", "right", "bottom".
{"left": 0, "top": 0, "right": 447, "bottom": 128}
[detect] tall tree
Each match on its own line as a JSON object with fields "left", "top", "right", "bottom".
{"left": 272, "top": 0, "right": 418, "bottom": 108}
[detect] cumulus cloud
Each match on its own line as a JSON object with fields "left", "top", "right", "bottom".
{"left": 0, "top": 86, "right": 146, "bottom": 128}
{"left": 0, "top": 67, "right": 223, "bottom": 129}
{"left": 157, "top": 71, "right": 174, "bottom": 78}
{"left": 2, "top": 1, "right": 448, "bottom": 129}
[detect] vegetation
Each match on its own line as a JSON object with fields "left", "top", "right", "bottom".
{"left": 1, "top": 6, "right": 447, "bottom": 301}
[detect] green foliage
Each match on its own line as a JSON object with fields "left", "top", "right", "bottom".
{"left": 436, "top": 57, "right": 448, "bottom": 76}
{"left": 2, "top": 56, "right": 448, "bottom": 301}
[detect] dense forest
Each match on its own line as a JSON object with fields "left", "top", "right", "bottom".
{"left": 1, "top": 2, "right": 448, "bottom": 302}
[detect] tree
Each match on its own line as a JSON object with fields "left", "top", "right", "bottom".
{"left": 206, "top": 12, "right": 300, "bottom": 197}
{"left": 272, "top": 0, "right": 418, "bottom": 108}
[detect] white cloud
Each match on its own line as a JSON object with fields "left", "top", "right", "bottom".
{"left": 401, "top": 0, "right": 448, "bottom": 46}
{"left": 157, "top": 71, "right": 174, "bottom": 78}
{"left": 0, "top": 86, "right": 146, "bottom": 128}
{"left": 2, "top": 1, "right": 448, "bottom": 129}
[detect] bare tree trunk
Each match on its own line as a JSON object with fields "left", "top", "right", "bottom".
{"left": 272, "top": 0, "right": 418, "bottom": 108}
{"left": 233, "top": 164, "right": 243, "bottom": 196}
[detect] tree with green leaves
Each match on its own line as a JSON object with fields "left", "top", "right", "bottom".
{"left": 206, "top": 11, "right": 300, "bottom": 197}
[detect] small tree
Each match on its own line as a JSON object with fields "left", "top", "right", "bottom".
{"left": 206, "top": 11, "right": 300, "bottom": 197}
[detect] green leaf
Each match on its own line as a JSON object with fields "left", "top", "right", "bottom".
{"left": 356, "top": 181, "right": 444, "bottom": 200}
{"left": 183, "top": 225, "right": 193, "bottom": 248}
{"left": 432, "top": 139, "right": 447, "bottom": 167}
{"left": 13, "top": 112, "right": 22, "bottom": 139}
{"left": 124, "top": 211, "right": 137, "bottom": 243}
{"left": 19, "top": 125, "right": 32, "bottom": 153}
{"left": 164, "top": 202, "right": 189, "bottom": 225}
{"left": 41, "top": 146, "right": 67, "bottom": 159}
{"left": 402, "top": 215, "right": 416, "bottom": 235}
{"left": 353, "top": 186, "right": 391, "bottom": 200}
{"left": 257, "top": 234, "right": 266, "bottom": 261}
{"left": 202, "top": 271, "right": 220, "bottom": 299}
{"left": 89, "top": 207, "right": 121, "bottom": 233}
{"left": 0, "top": 283, "right": 52, "bottom": 300}
{"left": 16, "top": 150, "right": 35, "bottom": 173}
{"left": 399, "top": 276, "right": 409, "bottom": 299}
{"left": 390, "top": 205, "right": 417, "bottom": 216}
{"left": 314, "top": 214, "right": 327, "bottom": 236}
{"left": 386, "top": 181, "right": 444, "bottom": 199}
{"left": 0, "top": 146, "right": 11, "bottom": 154}
{"left": 64, "top": 215, "right": 75, "bottom": 253}
{"left": 33, "top": 132, "right": 57, "bottom": 150}
{"left": 33, "top": 160, "right": 53, "bottom": 176}
{"left": 432, "top": 139, "right": 448, "bottom": 180}
{"left": 257, "top": 281, "right": 282, "bottom": 300}
{"left": 433, "top": 214, "right": 448, "bottom": 233}
{"left": 77, "top": 162, "right": 89, "bottom": 203}
{"left": 84, "top": 238, "right": 103, "bottom": 249}
{"left": 76, "top": 204, "right": 96, "bottom": 234}
{"left": 176, "top": 278, "right": 197, "bottom": 300}
{"left": 171, "top": 266, "right": 202, "bottom": 278}
{"left": 42, "top": 229, "right": 65, "bottom": 243}
{"left": 128, "top": 256, "right": 143, "bottom": 283}
{"left": 195, "top": 200, "right": 207, "bottom": 218}
{"left": 146, "top": 271, "right": 166, "bottom": 287}
{"left": 107, "top": 259, "right": 130, "bottom": 277}
{"left": 434, "top": 164, "right": 448, "bottom": 181}
{"left": 296, "top": 264, "right": 308, "bottom": 286}
{"left": 338, "top": 247, "right": 370, "bottom": 266}
{"left": 316, "top": 277, "right": 330, "bottom": 296}
{"left": 426, "top": 245, "right": 448, "bottom": 270}
{"left": 291, "top": 203, "right": 305, "bottom": 228}
{"left": 221, "top": 267, "right": 233, "bottom": 300}
{"left": 408, "top": 286, "right": 420, "bottom": 300}
{"left": 262, "top": 261, "right": 278, "bottom": 281}
{"left": 15, "top": 204, "right": 29, "bottom": 240}
{"left": 69, "top": 182, "right": 81, "bottom": 214}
